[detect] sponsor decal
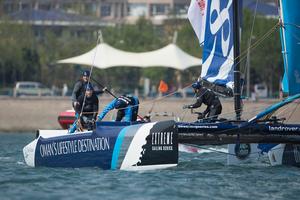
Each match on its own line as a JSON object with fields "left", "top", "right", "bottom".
{"left": 151, "top": 131, "right": 174, "bottom": 151}
{"left": 197, "top": 0, "right": 206, "bottom": 16}
{"left": 134, "top": 121, "right": 178, "bottom": 166}
{"left": 35, "top": 126, "right": 125, "bottom": 168}
{"left": 268, "top": 126, "right": 299, "bottom": 132}
{"left": 39, "top": 137, "right": 110, "bottom": 158}
{"left": 234, "top": 144, "right": 251, "bottom": 160}
{"left": 178, "top": 125, "right": 218, "bottom": 129}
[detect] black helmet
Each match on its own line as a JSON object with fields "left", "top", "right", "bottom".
{"left": 85, "top": 83, "right": 93, "bottom": 91}
{"left": 82, "top": 70, "right": 90, "bottom": 77}
{"left": 192, "top": 81, "right": 202, "bottom": 89}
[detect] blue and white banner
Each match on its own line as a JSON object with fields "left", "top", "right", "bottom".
{"left": 201, "top": 0, "right": 234, "bottom": 88}
{"left": 188, "top": 0, "right": 234, "bottom": 88}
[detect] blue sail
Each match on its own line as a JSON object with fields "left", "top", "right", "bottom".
{"left": 201, "top": 0, "right": 234, "bottom": 89}
{"left": 279, "top": 0, "right": 300, "bottom": 95}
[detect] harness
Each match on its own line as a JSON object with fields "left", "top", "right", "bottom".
{"left": 118, "top": 95, "right": 133, "bottom": 106}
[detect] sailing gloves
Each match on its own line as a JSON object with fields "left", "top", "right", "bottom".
{"left": 197, "top": 112, "right": 205, "bottom": 119}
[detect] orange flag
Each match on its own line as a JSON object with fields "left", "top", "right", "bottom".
{"left": 158, "top": 80, "right": 168, "bottom": 93}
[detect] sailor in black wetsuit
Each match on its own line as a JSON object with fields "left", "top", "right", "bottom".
{"left": 71, "top": 70, "right": 106, "bottom": 129}
{"left": 71, "top": 70, "right": 105, "bottom": 109}
{"left": 69, "top": 83, "right": 99, "bottom": 133}
{"left": 71, "top": 70, "right": 90, "bottom": 110}
{"left": 183, "top": 81, "right": 222, "bottom": 120}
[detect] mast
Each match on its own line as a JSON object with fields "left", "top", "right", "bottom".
{"left": 233, "top": 0, "right": 242, "bottom": 120}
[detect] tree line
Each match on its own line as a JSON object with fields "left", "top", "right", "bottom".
{"left": 0, "top": 10, "right": 283, "bottom": 97}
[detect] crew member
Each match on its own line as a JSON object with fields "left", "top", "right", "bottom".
{"left": 71, "top": 70, "right": 105, "bottom": 121}
{"left": 97, "top": 94, "right": 139, "bottom": 122}
{"left": 69, "top": 84, "right": 99, "bottom": 133}
{"left": 71, "top": 70, "right": 91, "bottom": 111}
{"left": 183, "top": 81, "right": 222, "bottom": 120}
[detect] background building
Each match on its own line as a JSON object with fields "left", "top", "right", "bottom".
{"left": 1, "top": 0, "right": 279, "bottom": 28}
{"left": 1, "top": 0, "right": 189, "bottom": 25}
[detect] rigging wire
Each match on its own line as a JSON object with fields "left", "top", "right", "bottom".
{"left": 82, "top": 84, "right": 300, "bottom": 126}
{"left": 199, "top": 21, "right": 280, "bottom": 71}
{"left": 241, "top": 0, "right": 259, "bottom": 96}
{"left": 274, "top": 102, "right": 293, "bottom": 117}
{"left": 81, "top": 99, "right": 280, "bottom": 122}
{"left": 179, "top": 92, "right": 197, "bottom": 121}
{"left": 140, "top": 34, "right": 273, "bottom": 112}
{"left": 286, "top": 100, "right": 300, "bottom": 122}
{"left": 78, "top": 19, "right": 285, "bottom": 131}
{"left": 197, "top": 21, "right": 280, "bottom": 95}
{"left": 236, "top": 22, "right": 281, "bottom": 68}
{"left": 79, "top": 30, "right": 102, "bottom": 118}
{"left": 81, "top": 84, "right": 300, "bottom": 131}
{"left": 112, "top": 21, "right": 281, "bottom": 119}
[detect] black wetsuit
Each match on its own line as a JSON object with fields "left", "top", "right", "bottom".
{"left": 71, "top": 80, "right": 104, "bottom": 105}
{"left": 75, "top": 93, "right": 99, "bottom": 130}
{"left": 71, "top": 80, "right": 88, "bottom": 104}
{"left": 188, "top": 87, "right": 222, "bottom": 119}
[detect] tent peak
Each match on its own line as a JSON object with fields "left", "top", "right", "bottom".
{"left": 57, "top": 42, "right": 202, "bottom": 70}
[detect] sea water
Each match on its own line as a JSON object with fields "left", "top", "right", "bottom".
{"left": 0, "top": 132, "right": 300, "bottom": 200}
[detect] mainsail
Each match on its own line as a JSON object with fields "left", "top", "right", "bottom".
{"left": 188, "top": 0, "right": 234, "bottom": 90}
{"left": 279, "top": 0, "right": 300, "bottom": 95}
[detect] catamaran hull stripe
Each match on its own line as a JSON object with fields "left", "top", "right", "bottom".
{"left": 111, "top": 126, "right": 130, "bottom": 170}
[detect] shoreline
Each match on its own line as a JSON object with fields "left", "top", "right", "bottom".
{"left": 0, "top": 97, "right": 297, "bottom": 132}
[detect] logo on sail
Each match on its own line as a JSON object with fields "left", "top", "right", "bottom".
{"left": 201, "top": 0, "right": 234, "bottom": 88}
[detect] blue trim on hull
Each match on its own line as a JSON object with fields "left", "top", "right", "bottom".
{"left": 111, "top": 126, "right": 130, "bottom": 169}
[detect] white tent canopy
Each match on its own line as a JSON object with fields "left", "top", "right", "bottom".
{"left": 57, "top": 43, "right": 202, "bottom": 70}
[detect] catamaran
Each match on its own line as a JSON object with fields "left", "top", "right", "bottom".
{"left": 23, "top": 0, "right": 300, "bottom": 170}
